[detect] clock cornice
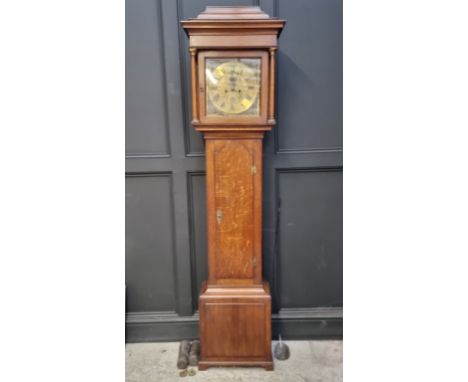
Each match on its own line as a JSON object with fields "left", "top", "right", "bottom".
{"left": 181, "top": 6, "right": 285, "bottom": 49}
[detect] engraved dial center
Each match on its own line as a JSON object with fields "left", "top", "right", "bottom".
{"left": 206, "top": 61, "right": 260, "bottom": 115}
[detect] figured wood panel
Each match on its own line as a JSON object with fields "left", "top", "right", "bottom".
{"left": 125, "top": 175, "right": 176, "bottom": 311}
{"left": 277, "top": 169, "right": 343, "bottom": 308}
{"left": 211, "top": 140, "right": 258, "bottom": 280}
{"left": 203, "top": 303, "right": 266, "bottom": 357}
{"left": 126, "top": 0, "right": 169, "bottom": 156}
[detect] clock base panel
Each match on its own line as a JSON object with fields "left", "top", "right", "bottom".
{"left": 198, "top": 281, "right": 273, "bottom": 371}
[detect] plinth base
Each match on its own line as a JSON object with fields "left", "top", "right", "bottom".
{"left": 198, "top": 360, "right": 273, "bottom": 371}
{"left": 198, "top": 281, "right": 273, "bottom": 371}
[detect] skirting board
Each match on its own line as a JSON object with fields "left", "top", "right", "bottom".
{"left": 126, "top": 307, "right": 342, "bottom": 343}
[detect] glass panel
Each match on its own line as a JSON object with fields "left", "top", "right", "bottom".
{"left": 205, "top": 58, "right": 261, "bottom": 117}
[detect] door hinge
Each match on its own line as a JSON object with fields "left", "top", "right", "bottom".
{"left": 216, "top": 208, "right": 223, "bottom": 225}
{"left": 251, "top": 165, "right": 257, "bottom": 175}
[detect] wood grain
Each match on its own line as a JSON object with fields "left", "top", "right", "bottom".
{"left": 181, "top": 5, "right": 284, "bottom": 371}
{"left": 204, "top": 139, "right": 263, "bottom": 285}
{"left": 198, "top": 282, "right": 273, "bottom": 370}
{"left": 213, "top": 140, "right": 254, "bottom": 279}
{"left": 189, "top": 48, "right": 198, "bottom": 123}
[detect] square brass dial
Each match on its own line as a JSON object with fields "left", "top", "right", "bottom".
{"left": 205, "top": 58, "right": 261, "bottom": 116}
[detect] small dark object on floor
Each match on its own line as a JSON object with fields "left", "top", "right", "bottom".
{"left": 273, "top": 335, "right": 290, "bottom": 360}
{"left": 188, "top": 340, "right": 200, "bottom": 366}
{"left": 179, "top": 369, "right": 188, "bottom": 377}
{"left": 177, "top": 340, "right": 191, "bottom": 369}
{"left": 188, "top": 368, "right": 196, "bottom": 376}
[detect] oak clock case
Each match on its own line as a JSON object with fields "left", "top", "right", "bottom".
{"left": 181, "top": 6, "right": 285, "bottom": 372}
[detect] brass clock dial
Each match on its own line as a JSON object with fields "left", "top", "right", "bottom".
{"left": 205, "top": 59, "right": 261, "bottom": 115}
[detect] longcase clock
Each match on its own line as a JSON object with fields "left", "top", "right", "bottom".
{"left": 181, "top": 6, "right": 285, "bottom": 371}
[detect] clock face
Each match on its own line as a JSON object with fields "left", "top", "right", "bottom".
{"left": 205, "top": 58, "right": 261, "bottom": 116}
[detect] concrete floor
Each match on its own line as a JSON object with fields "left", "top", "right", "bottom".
{"left": 126, "top": 340, "right": 343, "bottom": 382}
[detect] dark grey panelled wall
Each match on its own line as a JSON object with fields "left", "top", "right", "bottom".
{"left": 126, "top": 0, "right": 343, "bottom": 342}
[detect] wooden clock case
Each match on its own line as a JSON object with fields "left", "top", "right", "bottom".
{"left": 181, "top": 6, "right": 285, "bottom": 371}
